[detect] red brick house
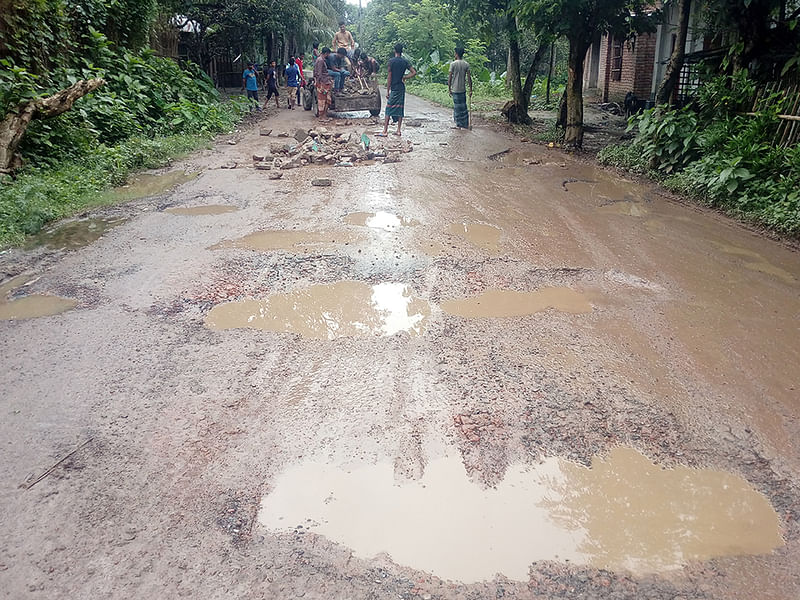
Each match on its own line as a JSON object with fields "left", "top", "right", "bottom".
{"left": 584, "top": 1, "right": 706, "bottom": 103}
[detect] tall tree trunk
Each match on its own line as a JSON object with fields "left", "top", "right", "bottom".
{"left": 557, "top": 89, "right": 567, "bottom": 127}
{"left": 0, "top": 79, "right": 104, "bottom": 173}
{"left": 521, "top": 42, "right": 549, "bottom": 103}
{"left": 564, "top": 37, "right": 588, "bottom": 149}
{"left": 656, "top": 0, "right": 691, "bottom": 105}
{"left": 504, "top": 14, "right": 532, "bottom": 124}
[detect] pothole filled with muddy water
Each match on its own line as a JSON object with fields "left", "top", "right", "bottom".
{"left": 165, "top": 205, "right": 238, "bottom": 216}
{"left": 441, "top": 287, "right": 592, "bottom": 318}
{"left": 448, "top": 223, "right": 502, "bottom": 253}
{"left": 0, "top": 275, "right": 77, "bottom": 320}
{"left": 106, "top": 170, "right": 198, "bottom": 202}
{"left": 211, "top": 230, "right": 359, "bottom": 252}
{"left": 259, "top": 447, "right": 782, "bottom": 583}
{"left": 205, "top": 281, "right": 430, "bottom": 339}
{"left": 25, "top": 216, "right": 129, "bottom": 250}
{"left": 344, "top": 212, "right": 418, "bottom": 231}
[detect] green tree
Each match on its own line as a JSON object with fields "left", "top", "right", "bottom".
{"left": 457, "top": 0, "right": 550, "bottom": 124}
{"left": 519, "top": 0, "right": 654, "bottom": 148}
{"left": 385, "top": 0, "right": 458, "bottom": 62}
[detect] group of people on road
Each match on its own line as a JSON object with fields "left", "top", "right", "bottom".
{"left": 242, "top": 21, "right": 474, "bottom": 134}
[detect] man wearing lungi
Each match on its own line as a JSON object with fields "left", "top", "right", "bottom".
{"left": 380, "top": 44, "right": 416, "bottom": 137}
{"left": 448, "top": 47, "right": 472, "bottom": 129}
{"left": 313, "top": 48, "right": 334, "bottom": 119}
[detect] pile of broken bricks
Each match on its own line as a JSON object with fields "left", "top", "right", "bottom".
{"left": 251, "top": 127, "right": 413, "bottom": 177}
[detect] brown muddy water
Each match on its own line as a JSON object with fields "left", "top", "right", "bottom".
{"left": 344, "top": 211, "right": 419, "bottom": 231}
{"left": 259, "top": 446, "right": 782, "bottom": 583}
{"left": 0, "top": 275, "right": 76, "bottom": 320}
{"left": 597, "top": 201, "right": 649, "bottom": 217}
{"left": 106, "top": 170, "right": 197, "bottom": 202}
{"left": 212, "top": 230, "right": 359, "bottom": 252}
{"left": 562, "top": 177, "right": 647, "bottom": 205}
{"left": 447, "top": 223, "right": 502, "bottom": 253}
{"left": 25, "top": 216, "right": 129, "bottom": 250}
{"left": 205, "top": 281, "right": 430, "bottom": 339}
{"left": 441, "top": 287, "right": 592, "bottom": 318}
{"left": 165, "top": 205, "right": 238, "bottom": 216}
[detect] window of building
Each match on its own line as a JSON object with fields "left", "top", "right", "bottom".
{"left": 611, "top": 37, "right": 624, "bottom": 81}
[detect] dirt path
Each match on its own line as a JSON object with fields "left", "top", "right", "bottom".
{"left": 2, "top": 93, "right": 800, "bottom": 599}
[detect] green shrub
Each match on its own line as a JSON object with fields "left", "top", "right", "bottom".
{"left": 0, "top": 132, "right": 219, "bottom": 247}
{"left": 629, "top": 106, "right": 701, "bottom": 174}
{"left": 606, "top": 73, "right": 800, "bottom": 236}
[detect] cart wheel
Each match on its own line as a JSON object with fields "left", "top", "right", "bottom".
{"left": 369, "top": 94, "right": 382, "bottom": 117}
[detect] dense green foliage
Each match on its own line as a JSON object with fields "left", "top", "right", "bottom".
{"left": 0, "top": 133, "right": 217, "bottom": 247}
{"left": 0, "top": 0, "right": 248, "bottom": 246}
{"left": 599, "top": 73, "right": 800, "bottom": 235}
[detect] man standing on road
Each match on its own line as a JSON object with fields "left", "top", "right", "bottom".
{"left": 285, "top": 57, "right": 300, "bottom": 110}
{"left": 332, "top": 21, "right": 355, "bottom": 57}
{"left": 448, "top": 47, "right": 472, "bottom": 129}
{"left": 295, "top": 53, "right": 306, "bottom": 106}
{"left": 313, "top": 48, "right": 334, "bottom": 120}
{"left": 264, "top": 60, "right": 280, "bottom": 109}
{"left": 242, "top": 62, "right": 260, "bottom": 111}
{"left": 379, "top": 44, "right": 416, "bottom": 137}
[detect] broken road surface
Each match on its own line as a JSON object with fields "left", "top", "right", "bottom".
{"left": 2, "top": 94, "right": 800, "bottom": 599}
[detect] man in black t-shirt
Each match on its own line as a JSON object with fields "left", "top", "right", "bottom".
{"left": 379, "top": 43, "right": 416, "bottom": 137}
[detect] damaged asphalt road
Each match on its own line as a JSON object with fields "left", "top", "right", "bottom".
{"left": 1, "top": 94, "right": 800, "bottom": 599}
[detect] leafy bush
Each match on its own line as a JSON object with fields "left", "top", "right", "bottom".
{"left": 605, "top": 73, "right": 800, "bottom": 236}
{"left": 629, "top": 106, "right": 700, "bottom": 174}
{"left": 0, "top": 132, "right": 219, "bottom": 247}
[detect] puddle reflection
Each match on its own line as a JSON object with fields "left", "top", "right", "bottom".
{"left": 205, "top": 281, "right": 430, "bottom": 339}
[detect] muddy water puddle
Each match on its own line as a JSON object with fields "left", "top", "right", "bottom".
{"left": 25, "top": 216, "right": 128, "bottom": 250}
{"left": 107, "top": 170, "right": 197, "bottom": 202}
{"left": 597, "top": 201, "right": 649, "bottom": 217}
{"left": 713, "top": 241, "right": 796, "bottom": 284}
{"left": 419, "top": 240, "right": 447, "bottom": 256}
{"left": 344, "top": 211, "right": 418, "bottom": 231}
{"left": 441, "top": 287, "right": 592, "bottom": 318}
{"left": 165, "top": 205, "right": 238, "bottom": 216}
{"left": 448, "top": 223, "right": 502, "bottom": 252}
{"left": 0, "top": 275, "right": 77, "bottom": 320}
{"left": 212, "top": 230, "right": 358, "bottom": 252}
{"left": 205, "top": 281, "right": 430, "bottom": 339}
{"left": 259, "top": 447, "right": 782, "bottom": 582}
{"left": 564, "top": 178, "right": 645, "bottom": 205}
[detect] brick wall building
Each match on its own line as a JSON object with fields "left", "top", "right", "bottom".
{"left": 585, "top": 33, "right": 658, "bottom": 103}
{"left": 583, "top": 1, "right": 706, "bottom": 104}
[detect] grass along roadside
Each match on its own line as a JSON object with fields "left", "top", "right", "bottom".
{"left": 406, "top": 81, "right": 509, "bottom": 112}
{"left": 0, "top": 132, "right": 217, "bottom": 248}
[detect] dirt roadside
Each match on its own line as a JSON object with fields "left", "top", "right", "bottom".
{"left": 1, "top": 93, "right": 799, "bottom": 599}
